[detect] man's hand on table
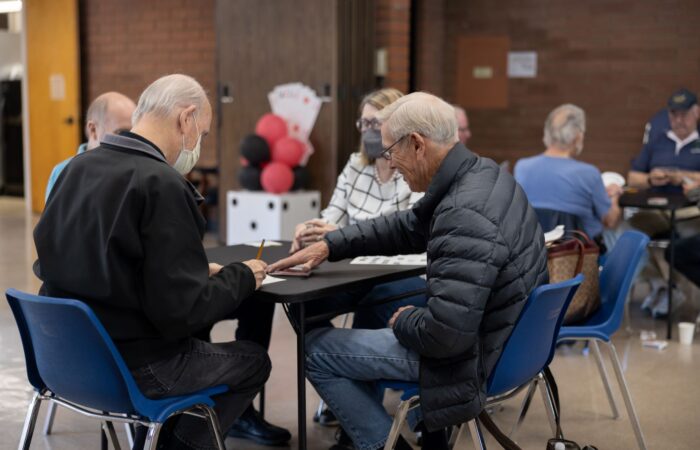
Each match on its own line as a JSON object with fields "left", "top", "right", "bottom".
{"left": 649, "top": 168, "right": 673, "bottom": 186}
{"left": 242, "top": 259, "right": 268, "bottom": 289}
{"left": 290, "top": 219, "right": 338, "bottom": 254}
{"left": 268, "top": 240, "right": 330, "bottom": 273}
{"left": 388, "top": 305, "right": 415, "bottom": 328}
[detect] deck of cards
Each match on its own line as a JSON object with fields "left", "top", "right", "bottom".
{"left": 268, "top": 83, "right": 322, "bottom": 166}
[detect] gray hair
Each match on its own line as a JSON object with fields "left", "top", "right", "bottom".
{"left": 132, "top": 74, "right": 207, "bottom": 125}
{"left": 376, "top": 92, "right": 458, "bottom": 146}
{"left": 543, "top": 104, "right": 586, "bottom": 149}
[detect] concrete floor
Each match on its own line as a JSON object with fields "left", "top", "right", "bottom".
{"left": 1, "top": 196, "right": 699, "bottom": 450}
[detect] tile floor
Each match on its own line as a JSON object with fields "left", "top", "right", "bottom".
{"left": 1, "top": 196, "right": 699, "bottom": 450}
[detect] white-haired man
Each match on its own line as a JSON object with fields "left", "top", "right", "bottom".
{"left": 45, "top": 91, "right": 135, "bottom": 200}
{"left": 34, "top": 74, "right": 274, "bottom": 449}
{"left": 268, "top": 92, "right": 548, "bottom": 450}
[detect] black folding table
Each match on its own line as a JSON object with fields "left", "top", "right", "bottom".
{"left": 206, "top": 242, "right": 426, "bottom": 450}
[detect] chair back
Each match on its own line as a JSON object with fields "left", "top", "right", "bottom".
{"left": 5, "top": 289, "right": 147, "bottom": 415}
{"left": 534, "top": 208, "right": 582, "bottom": 235}
{"left": 487, "top": 274, "right": 583, "bottom": 396}
{"left": 593, "top": 230, "right": 649, "bottom": 336}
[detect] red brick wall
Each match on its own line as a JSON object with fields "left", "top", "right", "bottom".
{"left": 375, "top": 0, "right": 411, "bottom": 93}
{"left": 79, "top": 0, "right": 218, "bottom": 167}
{"left": 415, "top": 0, "right": 700, "bottom": 174}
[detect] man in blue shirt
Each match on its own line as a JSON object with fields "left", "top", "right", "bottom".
{"left": 45, "top": 92, "right": 135, "bottom": 201}
{"left": 514, "top": 103, "right": 622, "bottom": 240}
{"left": 628, "top": 88, "right": 700, "bottom": 190}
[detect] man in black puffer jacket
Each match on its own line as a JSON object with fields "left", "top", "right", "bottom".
{"left": 268, "top": 92, "right": 548, "bottom": 450}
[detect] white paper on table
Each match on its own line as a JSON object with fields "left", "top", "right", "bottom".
{"left": 243, "top": 240, "right": 283, "bottom": 247}
{"left": 544, "top": 225, "right": 565, "bottom": 244}
{"left": 350, "top": 253, "right": 427, "bottom": 266}
{"left": 262, "top": 275, "right": 285, "bottom": 286}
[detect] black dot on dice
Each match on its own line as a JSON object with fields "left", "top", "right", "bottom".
{"left": 268, "top": 201, "right": 274, "bottom": 210}
{"left": 283, "top": 202, "right": 289, "bottom": 211}
{"left": 232, "top": 198, "right": 238, "bottom": 206}
{"left": 311, "top": 200, "right": 317, "bottom": 208}
{"left": 250, "top": 221, "right": 257, "bottom": 230}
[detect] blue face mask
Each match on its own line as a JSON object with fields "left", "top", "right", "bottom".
{"left": 362, "top": 128, "right": 383, "bottom": 160}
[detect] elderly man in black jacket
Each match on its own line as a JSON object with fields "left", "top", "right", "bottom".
{"left": 268, "top": 92, "right": 548, "bottom": 450}
{"left": 34, "top": 74, "right": 274, "bottom": 450}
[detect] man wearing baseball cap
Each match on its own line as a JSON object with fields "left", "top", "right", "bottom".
{"left": 628, "top": 88, "right": 700, "bottom": 189}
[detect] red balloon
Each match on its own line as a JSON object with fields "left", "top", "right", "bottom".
{"left": 255, "top": 114, "right": 287, "bottom": 148}
{"left": 261, "top": 162, "right": 294, "bottom": 194}
{"left": 272, "top": 137, "right": 305, "bottom": 168}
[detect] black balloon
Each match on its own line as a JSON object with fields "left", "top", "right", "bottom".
{"left": 292, "top": 166, "right": 310, "bottom": 191}
{"left": 240, "top": 134, "right": 270, "bottom": 166}
{"left": 239, "top": 166, "right": 263, "bottom": 191}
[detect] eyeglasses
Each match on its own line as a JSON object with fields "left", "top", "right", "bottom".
{"left": 379, "top": 134, "right": 407, "bottom": 160}
{"left": 355, "top": 118, "right": 382, "bottom": 131}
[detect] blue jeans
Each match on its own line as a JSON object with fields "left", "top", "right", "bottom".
{"left": 305, "top": 328, "right": 420, "bottom": 450}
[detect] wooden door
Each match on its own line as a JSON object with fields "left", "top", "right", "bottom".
{"left": 25, "top": 0, "right": 81, "bottom": 211}
{"left": 216, "top": 0, "right": 375, "bottom": 241}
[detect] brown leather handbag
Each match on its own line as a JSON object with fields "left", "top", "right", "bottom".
{"left": 547, "top": 231, "right": 600, "bottom": 324}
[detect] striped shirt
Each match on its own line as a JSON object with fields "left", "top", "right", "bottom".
{"left": 321, "top": 153, "right": 423, "bottom": 226}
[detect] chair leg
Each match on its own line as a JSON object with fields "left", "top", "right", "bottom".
{"left": 605, "top": 341, "right": 648, "bottom": 450}
{"left": 509, "top": 378, "right": 538, "bottom": 439}
{"left": 383, "top": 398, "right": 413, "bottom": 450}
{"left": 124, "top": 423, "right": 135, "bottom": 449}
{"left": 102, "top": 422, "right": 122, "bottom": 450}
{"left": 591, "top": 339, "right": 620, "bottom": 419}
{"left": 18, "top": 392, "right": 42, "bottom": 450}
{"left": 143, "top": 423, "right": 162, "bottom": 450}
{"left": 200, "top": 405, "right": 227, "bottom": 450}
{"left": 314, "top": 399, "right": 325, "bottom": 421}
{"left": 42, "top": 401, "right": 57, "bottom": 435}
{"left": 538, "top": 373, "right": 559, "bottom": 437}
{"left": 467, "top": 419, "right": 487, "bottom": 450}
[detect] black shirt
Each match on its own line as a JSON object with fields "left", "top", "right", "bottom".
{"left": 34, "top": 132, "right": 255, "bottom": 368}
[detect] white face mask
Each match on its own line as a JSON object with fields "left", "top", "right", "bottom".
{"left": 173, "top": 114, "right": 202, "bottom": 175}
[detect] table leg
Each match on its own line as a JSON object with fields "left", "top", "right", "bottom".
{"left": 297, "top": 301, "right": 307, "bottom": 450}
{"left": 667, "top": 210, "right": 676, "bottom": 340}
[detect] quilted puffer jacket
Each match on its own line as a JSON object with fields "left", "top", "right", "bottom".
{"left": 324, "top": 143, "right": 548, "bottom": 430}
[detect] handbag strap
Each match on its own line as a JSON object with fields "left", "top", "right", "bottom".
{"left": 478, "top": 410, "right": 523, "bottom": 450}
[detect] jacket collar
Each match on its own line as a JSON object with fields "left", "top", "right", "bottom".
{"left": 101, "top": 132, "right": 168, "bottom": 163}
{"left": 414, "top": 142, "right": 477, "bottom": 220}
{"left": 100, "top": 132, "right": 205, "bottom": 205}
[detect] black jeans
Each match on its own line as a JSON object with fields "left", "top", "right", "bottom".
{"left": 131, "top": 339, "right": 271, "bottom": 450}
{"left": 195, "top": 296, "right": 275, "bottom": 350}
{"left": 666, "top": 234, "right": 700, "bottom": 288}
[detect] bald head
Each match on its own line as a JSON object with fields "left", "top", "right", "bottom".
{"left": 453, "top": 105, "right": 471, "bottom": 145}
{"left": 85, "top": 92, "right": 136, "bottom": 150}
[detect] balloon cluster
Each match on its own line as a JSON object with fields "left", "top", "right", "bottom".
{"left": 239, "top": 113, "right": 310, "bottom": 194}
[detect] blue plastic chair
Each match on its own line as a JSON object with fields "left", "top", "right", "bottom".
{"left": 382, "top": 275, "right": 583, "bottom": 450}
{"left": 556, "top": 230, "right": 649, "bottom": 450}
{"left": 6, "top": 289, "right": 229, "bottom": 450}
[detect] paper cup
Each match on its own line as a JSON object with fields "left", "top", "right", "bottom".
{"left": 678, "top": 322, "right": 696, "bottom": 346}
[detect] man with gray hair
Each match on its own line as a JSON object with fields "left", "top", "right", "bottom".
{"left": 45, "top": 91, "right": 135, "bottom": 200}
{"left": 268, "top": 92, "right": 548, "bottom": 450}
{"left": 514, "top": 103, "right": 622, "bottom": 240}
{"left": 34, "top": 74, "right": 273, "bottom": 449}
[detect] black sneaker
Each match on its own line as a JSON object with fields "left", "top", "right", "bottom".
{"left": 313, "top": 407, "right": 340, "bottom": 427}
{"left": 227, "top": 406, "right": 291, "bottom": 446}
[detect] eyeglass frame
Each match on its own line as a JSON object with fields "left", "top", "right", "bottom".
{"left": 379, "top": 134, "right": 408, "bottom": 160}
{"left": 355, "top": 117, "right": 382, "bottom": 132}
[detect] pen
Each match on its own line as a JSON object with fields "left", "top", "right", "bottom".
{"left": 255, "top": 239, "right": 265, "bottom": 260}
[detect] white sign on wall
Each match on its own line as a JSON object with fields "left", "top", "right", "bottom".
{"left": 508, "top": 52, "right": 537, "bottom": 78}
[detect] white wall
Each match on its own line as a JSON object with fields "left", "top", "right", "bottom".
{"left": 0, "top": 30, "right": 22, "bottom": 79}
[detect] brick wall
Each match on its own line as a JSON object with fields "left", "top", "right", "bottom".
{"left": 415, "top": 0, "right": 700, "bottom": 174}
{"left": 375, "top": 0, "right": 411, "bottom": 93}
{"left": 79, "top": 0, "right": 218, "bottom": 167}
